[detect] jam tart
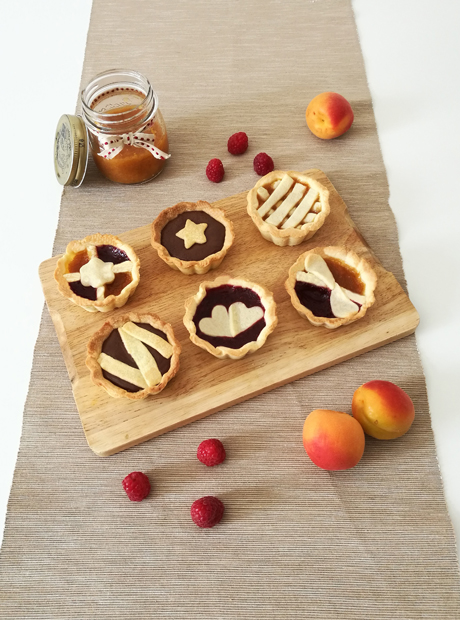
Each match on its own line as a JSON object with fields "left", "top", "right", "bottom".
{"left": 54, "top": 233, "right": 140, "bottom": 312}
{"left": 86, "top": 312, "right": 181, "bottom": 400}
{"left": 183, "top": 275, "right": 278, "bottom": 360}
{"left": 247, "top": 170, "right": 330, "bottom": 246}
{"left": 285, "top": 246, "right": 377, "bottom": 329}
{"left": 151, "top": 200, "right": 235, "bottom": 275}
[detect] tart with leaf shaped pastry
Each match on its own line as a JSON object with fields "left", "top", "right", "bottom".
{"left": 183, "top": 275, "right": 278, "bottom": 359}
{"left": 285, "top": 246, "right": 377, "bottom": 329}
{"left": 247, "top": 170, "right": 330, "bottom": 246}
{"left": 54, "top": 233, "right": 140, "bottom": 312}
{"left": 151, "top": 200, "right": 234, "bottom": 275}
{"left": 86, "top": 312, "right": 181, "bottom": 400}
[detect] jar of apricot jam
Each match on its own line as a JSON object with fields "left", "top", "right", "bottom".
{"left": 80, "top": 69, "right": 169, "bottom": 184}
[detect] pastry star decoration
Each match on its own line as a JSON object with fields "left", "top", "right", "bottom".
{"left": 63, "top": 246, "right": 133, "bottom": 299}
{"left": 176, "top": 219, "right": 208, "bottom": 249}
{"left": 296, "top": 254, "right": 366, "bottom": 318}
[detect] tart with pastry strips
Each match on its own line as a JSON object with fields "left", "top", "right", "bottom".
{"left": 54, "top": 233, "right": 140, "bottom": 312}
{"left": 285, "top": 246, "right": 377, "bottom": 329}
{"left": 86, "top": 312, "right": 181, "bottom": 399}
{"left": 183, "top": 275, "right": 278, "bottom": 360}
{"left": 247, "top": 170, "right": 330, "bottom": 246}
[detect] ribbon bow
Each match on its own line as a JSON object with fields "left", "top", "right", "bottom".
{"left": 97, "top": 129, "right": 171, "bottom": 161}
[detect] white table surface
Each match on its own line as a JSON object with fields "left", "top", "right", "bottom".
{"left": 1, "top": 0, "right": 459, "bottom": 558}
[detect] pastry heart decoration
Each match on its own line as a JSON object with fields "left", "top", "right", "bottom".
{"left": 296, "top": 253, "right": 366, "bottom": 318}
{"left": 199, "top": 303, "right": 264, "bottom": 338}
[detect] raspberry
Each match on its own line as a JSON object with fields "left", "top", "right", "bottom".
{"left": 253, "top": 152, "right": 274, "bottom": 176}
{"left": 197, "top": 438, "right": 226, "bottom": 467}
{"left": 227, "top": 131, "right": 248, "bottom": 155}
{"left": 206, "top": 158, "right": 225, "bottom": 183}
{"left": 122, "top": 471, "right": 151, "bottom": 502}
{"left": 191, "top": 496, "right": 225, "bottom": 528}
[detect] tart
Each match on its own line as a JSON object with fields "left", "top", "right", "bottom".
{"left": 54, "top": 233, "right": 140, "bottom": 312}
{"left": 285, "top": 246, "right": 377, "bottom": 329}
{"left": 86, "top": 312, "right": 181, "bottom": 400}
{"left": 183, "top": 275, "right": 278, "bottom": 360}
{"left": 151, "top": 200, "right": 235, "bottom": 275}
{"left": 247, "top": 170, "right": 330, "bottom": 246}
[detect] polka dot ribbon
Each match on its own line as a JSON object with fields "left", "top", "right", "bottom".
{"left": 95, "top": 123, "right": 171, "bottom": 161}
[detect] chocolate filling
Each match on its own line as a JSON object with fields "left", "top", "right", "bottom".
{"left": 193, "top": 284, "right": 266, "bottom": 350}
{"left": 101, "top": 323, "right": 171, "bottom": 393}
{"left": 161, "top": 211, "right": 226, "bottom": 261}
{"left": 68, "top": 244, "right": 130, "bottom": 301}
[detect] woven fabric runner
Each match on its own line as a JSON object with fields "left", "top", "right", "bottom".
{"left": 1, "top": 1, "right": 459, "bottom": 617}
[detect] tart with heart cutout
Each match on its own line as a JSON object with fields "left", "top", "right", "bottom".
{"left": 86, "top": 312, "right": 181, "bottom": 400}
{"left": 247, "top": 170, "right": 330, "bottom": 246}
{"left": 183, "top": 275, "right": 278, "bottom": 359}
{"left": 54, "top": 233, "right": 140, "bottom": 312}
{"left": 285, "top": 246, "right": 377, "bottom": 329}
{"left": 151, "top": 200, "right": 235, "bottom": 275}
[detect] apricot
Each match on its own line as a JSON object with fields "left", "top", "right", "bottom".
{"left": 302, "top": 409, "right": 365, "bottom": 471}
{"left": 352, "top": 380, "right": 415, "bottom": 440}
{"left": 306, "top": 92, "right": 354, "bottom": 139}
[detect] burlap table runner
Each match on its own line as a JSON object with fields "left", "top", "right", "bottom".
{"left": 1, "top": 1, "right": 459, "bottom": 617}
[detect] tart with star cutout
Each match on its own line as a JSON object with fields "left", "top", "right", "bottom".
{"left": 151, "top": 200, "right": 235, "bottom": 275}
{"left": 86, "top": 312, "right": 181, "bottom": 400}
{"left": 183, "top": 275, "right": 278, "bottom": 359}
{"left": 54, "top": 233, "right": 140, "bottom": 312}
{"left": 285, "top": 246, "right": 377, "bottom": 329}
{"left": 247, "top": 170, "right": 330, "bottom": 246}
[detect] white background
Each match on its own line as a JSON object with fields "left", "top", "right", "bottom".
{"left": 0, "top": 0, "right": 459, "bottom": 559}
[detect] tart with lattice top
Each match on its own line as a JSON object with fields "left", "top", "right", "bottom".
{"left": 247, "top": 170, "right": 330, "bottom": 246}
{"left": 151, "top": 200, "right": 234, "bottom": 275}
{"left": 86, "top": 312, "right": 181, "bottom": 399}
{"left": 54, "top": 233, "right": 140, "bottom": 312}
{"left": 183, "top": 275, "right": 278, "bottom": 360}
{"left": 285, "top": 246, "right": 377, "bottom": 329}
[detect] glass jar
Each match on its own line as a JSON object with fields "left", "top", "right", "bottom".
{"left": 80, "top": 69, "right": 169, "bottom": 184}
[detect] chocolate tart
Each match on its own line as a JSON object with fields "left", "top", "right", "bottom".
{"left": 151, "top": 200, "right": 235, "bottom": 275}
{"left": 54, "top": 233, "right": 140, "bottom": 313}
{"left": 86, "top": 312, "right": 181, "bottom": 400}
{"left": 285, "top": 246, "right": 377, "bottom": 329}
{"left": 247, "top": 170, "right": 330, "bottom": 247}
{"left": 183, "top": 275, "right": 278, "bottom": 360}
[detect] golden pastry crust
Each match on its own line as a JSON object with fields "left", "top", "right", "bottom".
{"left": 247, "top": 170, "right": 330, "bottom": 247}
{"left": 86, "top": 312, "right": 181, "bottom": 400}
{"left": 54, "top": 233, "right": 140, "bottom": 313}
{"left": 151, "top": 200, "right": 235, "bottom": 275}
{"left": 183, "top": 275, "right": 278, "bottom": 360}
{"left": 285, "top": 246, "right": 377, "bottom": 329}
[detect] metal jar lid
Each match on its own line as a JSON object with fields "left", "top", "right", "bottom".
{"left": 54, "top": 114, "right": 88, "bottom": 187}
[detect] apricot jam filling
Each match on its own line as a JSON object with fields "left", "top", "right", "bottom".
{"left": 67, "top": 250, "right": 90, "bottom": 273}
{"left": 324, "top": 257, "right": 364, "bottom": 295}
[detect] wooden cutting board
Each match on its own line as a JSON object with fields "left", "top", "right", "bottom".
{"left": 39, "top": 169, "right": 419, "bottom": 456}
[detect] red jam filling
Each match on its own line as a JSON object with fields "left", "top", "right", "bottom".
{"left": 193, "top": 285, "right": 266, "bottom": 349}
